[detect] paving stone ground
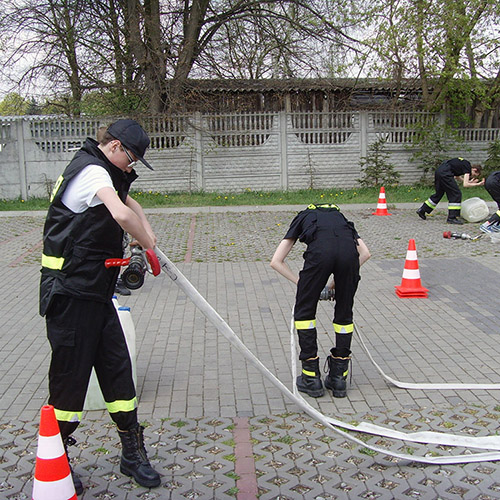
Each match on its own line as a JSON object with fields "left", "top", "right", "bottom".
{"left": 1, "top": 202, "right": 500, "bottom": 499}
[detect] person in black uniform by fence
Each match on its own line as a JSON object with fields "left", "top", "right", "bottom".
{"left": 416, "top": 158, "right": 484, "bottom": 224}
{"left": 271, "top": 204, "right": 370, "bottom": 398}
{"left": 480, "top": 171, "right": 500, "bottom": 233}
{"left": 40, "top": 119, "right": 161, "bottom": 493}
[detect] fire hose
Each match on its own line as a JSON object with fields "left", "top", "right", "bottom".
{"left": 152, "top": 247, "right": 500, "bottom": 464}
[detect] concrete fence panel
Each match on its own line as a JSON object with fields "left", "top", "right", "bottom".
{"left": 0, "top": 112, "right": 497, "bottom": 200}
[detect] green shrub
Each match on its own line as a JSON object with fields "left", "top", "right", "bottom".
{"left": 358, "top": 137, "right": 400, "bottom": 188}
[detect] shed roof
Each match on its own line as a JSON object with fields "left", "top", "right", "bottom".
{"left": 181, "top": 78, "right": 424, "bottom": 93}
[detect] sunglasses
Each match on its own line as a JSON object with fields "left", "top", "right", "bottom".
{"left": 121, "top": 146, "right": 138, "bottom": 168}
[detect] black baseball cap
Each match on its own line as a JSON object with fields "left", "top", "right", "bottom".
{"left": 107, "top": 119, "right": 154, "bottom": 171}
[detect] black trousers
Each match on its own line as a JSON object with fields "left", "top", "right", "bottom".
{"left": 294, "top": 241, "right": 360, "bottom": 360}
{"left": 424, "top": 170, "right": 462, "bottom": 217}
{"left": 46, "top": 295, "right": 137, "bottom": 438}
{"left": 485, "top": 172, "right": 500, "bottom": 223}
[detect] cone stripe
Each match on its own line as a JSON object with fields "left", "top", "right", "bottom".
{"left": 36, "top": 434, "right": 65, "bottom": 459}
{"left": 33, "top": 477, "right": 77, "bottom": 500}
{"left": 405, "top": 250, "right": 417, "bottom": 260}
{"left": 402, "top": 269, "right": 421, "bottom": 280}
{"left": 35, "top": 455, "right": 71, "bottom": 481}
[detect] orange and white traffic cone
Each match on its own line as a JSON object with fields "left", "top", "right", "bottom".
{"left": 32, "top": 405, "right": 77, "bottom": 500}
{"left": 372, "top": 186, "right": 391, "bottom": 216}
{"left": 395, "top": 239, "right": 428, "bottom": 298}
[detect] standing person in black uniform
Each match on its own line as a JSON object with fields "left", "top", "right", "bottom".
{"left": 480, "top": 171, "right": 500, "bottom": 233}
{"left": 271, "top": 204, "right": 370, "bottom": 398}
{"left": 416, "top": 158, "right": 484, "bottom": 224}
{"left": 40, "top": 119, "right": 161, "bottom": 493}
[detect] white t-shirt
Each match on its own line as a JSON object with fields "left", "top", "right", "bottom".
{"left": 61, "top": 164, "right": 114, "bottom": 213}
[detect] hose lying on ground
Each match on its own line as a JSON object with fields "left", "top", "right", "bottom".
{"left": 155, "top": 247, "right": 500, "bottom": 464}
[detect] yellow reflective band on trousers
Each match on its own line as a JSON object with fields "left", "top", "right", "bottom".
{"left": 448, "top": 204, "right": 461, "bottom": 210}
{"left": 105, "top": 397, "right": 138, "bottom": 414}
{"left": 54, "top": 408, "right": 82, "bottom": 423}
{"left": 41, "top": 254, "right": 65, "bottom": 270}
{"left": 333, "top": 323, "right": 354, "bottom": 334}
{"left": 295, "top": 319, "right": 316, "bottom": 330}
{"left": 424, "top": 199, "right": 436, "bottom": 209}
{"left": 303, "top": 369, "right": 316, "bottom": 377}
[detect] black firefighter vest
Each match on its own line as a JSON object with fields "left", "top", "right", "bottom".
{"left": 39, "top": 138, "right": 137, "bottom": 316}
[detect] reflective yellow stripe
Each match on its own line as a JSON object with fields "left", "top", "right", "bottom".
{"left": 106, "top": 398, "right": 138, "bottom": 414}
{"left": 41, "top": 254, "right": 65, "bottom": 270}
{"left": 333, "top": 323, "right": 354, "bottom": 334}
{"left": 343, "top": 370, "right": 349, "bottom": 377}
{"left": 303, "top": 369, "right": 316, "bottom": 377}
{"left": 295, "top": 319, "right": 316, "bottom": 330}
{"left": 50, "top": 174, "right": 64, "bottom": 202}
{"left": 54, "top": 409, "right": 82, "bottom": 423}
{"left": 424, "top": 199, "right": 436, "bottom": 209}
{"left": 307, "top": 203, "right": 339, "bottom": 210}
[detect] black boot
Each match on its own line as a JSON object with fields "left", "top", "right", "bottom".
{"left": 118, "top": 424, "right": 161, "bottom": 488}
{"left": 447, "top": 216, "right": 464, "bottom": 224}
{"left": 296, "top": 357, "right": 324, "bottom": 398}
{"left": 324, "top": 351, "right": 351, "bottom": 398}
{"left": 416, "top": 205, "right": 428, "bottom": 220}
{"left": 63, "top": 436, "right": 84, "bottom": 495}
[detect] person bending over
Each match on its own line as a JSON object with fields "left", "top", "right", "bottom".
{"left": 416, "top": 158, "right": 484, "bottom": 224}
{"left": 271, "top": 203, "right": 370, "bottom": 398}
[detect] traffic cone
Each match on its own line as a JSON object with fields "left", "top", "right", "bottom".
{"left": 32, "top": 405, "right": 77, "bottom": 500}
{"left": 395, "top": 239, "right": 428, "bottom": 298}
{"left": 372, "top": 186, "right": 391, "bottom": 216}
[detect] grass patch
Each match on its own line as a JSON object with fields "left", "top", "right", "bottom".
{"left": 2, "top": 185, "right": 492, "bottom": 211}
{"left": 359, "top": 447, "right": 378, "bottom": 456}
{"left": 276, "top": 435, "right": 297, "bottom": 445}
{"left": 171, "top": 420, "right": 188, "bottom": 428}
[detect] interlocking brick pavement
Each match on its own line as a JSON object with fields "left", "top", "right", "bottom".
{"left": 1, "top": 203, "right": 500, "bottom": 499}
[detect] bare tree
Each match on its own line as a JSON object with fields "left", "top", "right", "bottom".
{"left": 1, "top": 0, "right": 498, "bottom": 119}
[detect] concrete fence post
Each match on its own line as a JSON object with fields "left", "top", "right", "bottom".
{"left": 279, "top": 111, "right": 288, "bottom": 190}
{"left": 193, "top": 112, "right": 203, "bottom": 191}
{"left": 16, "top": 118, "right": 28, "bottom": 200}
{"left": 359, "top": 111, "right": 368, "bottom": 162}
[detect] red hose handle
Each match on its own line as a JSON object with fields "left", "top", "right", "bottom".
{"left": 105, "top": 257, "right": 131, "bottom": 268}
{"left": 146, "top": 249, "right": 161, "bottom": 276}
{"left": 443, "top": 231, "right": 451, "bottom": 239}
{"left": 104, "top": 250, "right": 160, "bottom": 276}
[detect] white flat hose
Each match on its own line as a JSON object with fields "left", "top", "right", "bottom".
{"left": 290, "top": 314, "right": 500, "bottom": 452}
{"left": 354, "top": 323, "right": 500, "bottom": 391}
{"left": 155, "top": 248, "right": 500, "bottom": 464}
